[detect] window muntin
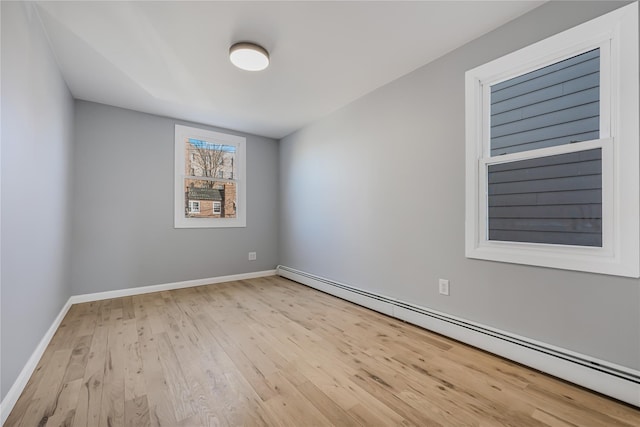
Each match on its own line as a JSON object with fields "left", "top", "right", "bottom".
{"left": 175, "top": 125, "right": 246, "bottom": 228}
{"left": 465, "top": 3, "right": 638, "bottom": 277}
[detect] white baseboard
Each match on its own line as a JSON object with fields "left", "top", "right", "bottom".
{"left": 1, "top": 299, "right": 73, "bottom": 425}
{"left": 277, "top": 265, "right": 640, "bottom": 407}
{"left": 70, "top": 269, "right": 277, "bottom": 304}
{"left": 1, "top": 269, "right": 276, "bottom": 424}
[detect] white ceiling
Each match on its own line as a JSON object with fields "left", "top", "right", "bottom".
{"left": 35, "top": 1, "right": 544, "bottom": 139}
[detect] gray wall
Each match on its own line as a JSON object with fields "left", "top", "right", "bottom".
{"left": 279, "top": 1, "right": 640, "bottom": 370}
{"left": 1, "top": 2, "right": 75, "bottom": 399}
{"left": 70, "top": 101, "right": 279, "bottom": 295}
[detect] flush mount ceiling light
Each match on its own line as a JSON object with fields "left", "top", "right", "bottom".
{"left": 229, "top": 42, "right": 270, "bottom": 71}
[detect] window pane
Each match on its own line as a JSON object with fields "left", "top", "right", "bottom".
{"left": 185, "top": 138, "right": 236, "bottom": 179}
{"left": 487, "top": 148, "right": 602, "bottom": 247}
{"left": 184, "top": 179, "right": 236, "bottom": 218}
{"left": 490, "top": 49, "right": 600, "bottom": 156}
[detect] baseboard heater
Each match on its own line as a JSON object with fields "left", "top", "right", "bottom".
{"left": 276, "top": 265, "right": 640, "bottom": 407}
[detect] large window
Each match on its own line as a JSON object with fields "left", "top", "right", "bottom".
{"left": 465, "top": 3, "right": 638, "bottom": 277}
{"left": 175, "top": 125, "right": 246, "bottom": 228}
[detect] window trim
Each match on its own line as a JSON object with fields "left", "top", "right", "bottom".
{"left": 465, "top": 3, "right": 638, "bottom": 277}
{"left": 175, "top": 124, "right": 246, "bottom": 228}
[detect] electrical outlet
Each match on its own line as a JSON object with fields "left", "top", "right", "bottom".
{"left": 248, "top": 252, "right": 257, "bottom": 261}
{"left": 439, "top": 279, "right": 450, "bottom": 296}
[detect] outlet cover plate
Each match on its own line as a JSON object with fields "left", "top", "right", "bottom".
{"left": 439, "top": 279, "right": 450, "bottom": 296}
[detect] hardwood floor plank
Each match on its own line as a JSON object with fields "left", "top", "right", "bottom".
{"left": 136, "top": 304, "right": 180, "bottom": 427}
{"left": 5, "top": 276, "right": 640, "bottom": 426}
{"left": 43, "top": 378, "right": 83, "bottom": 426}
{"left": 157, "top": 296, "right": 227, "bottom": 425}
{"left": 124, "top": 395, "right": 150, "bottom": 427}
{"left": 72, "top": 302, "right": 110, "bottom": 427}
{"left": 16, "top": 349, "right": 72, "bottom": 427}
{"left": 98, "top": 308, "right": 125, "bottom": 427}
{"left": 531, "top": 409, "right": 580, "bottom": 427}
{"left": 3, "top": 340, "right": 63, "bottom": 427}
{"left": 72, "top": 301, "right": 100, "bottom": 338}
{"left": 262, "top": 371, "right": 333, "bottom": 426}
{"left": 62, "top": 335, "right": 92, "bottom": 384}
{"left": 290, "top": 356, "right": 411, "bottom": 425}
{"left": 122, "top": 297, "right": 136, "bottom": 321}
{"left": 522, "top": 382, "right": 638, "bottom": 427}
{"left": 290, "top": 380, "right": 361, "bottom": 427}
{"left": 347, "top": 402, "right": 411, "bottom": 426}
{"left": 123, "top": 319, "right": 145, "bottom": 404}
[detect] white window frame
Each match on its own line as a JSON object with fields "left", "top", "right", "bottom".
{"left": 188, "top": 200, "right": 200, "bottom": 214}
{"left": 465, "top": 3, "right": 638, "bottom": 277}
{"left": 213, "top": 201, "right": 222, "bottom": 215}
{"left": 175, "top": 124, "right": 246, "bottom": 228}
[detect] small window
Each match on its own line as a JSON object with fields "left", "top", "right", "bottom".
{"left": 175, "top": 125, "right": 246, "bottom": 228}
{"left": 188, "top": 200, "right": 200, "bottom": 214}
{"left": 465, "top": 3, "right": 638, "bottom": 277}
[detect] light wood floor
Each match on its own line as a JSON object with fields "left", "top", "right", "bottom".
{"left": 5, "top": 276, "right": 640, "bottom": 426}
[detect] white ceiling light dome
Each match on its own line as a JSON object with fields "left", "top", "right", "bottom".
{"left": 229, "top": 42, "right": 270, "bottom": 71}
